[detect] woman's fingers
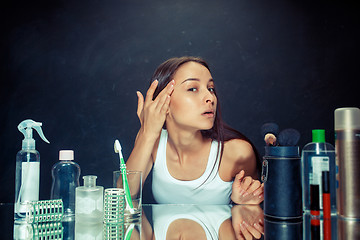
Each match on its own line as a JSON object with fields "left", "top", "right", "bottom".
{"left": 137, "top": 79, "right": 175, "bottom": 135}
{"left": 239, "top": 221, "right": 253, "bottom": 240}
{"left": 246, "top": 180, "right": 261, "bottom": 194}
{"left": 159, "top": 95, "right": 171, "bottom": 114}
{"left": 235, "top": 170, "right": 245, "bottom": 182}
{"left": 154, "top": 80, "right": 174, "bottom": 112}
{"left": 240, "top": 178, "right": 262, "bottom": 197}
{"left": 136, "top": 91, "right": 144, "bottom": 124}
{"left": 145, "top": 79, "right": 159, "bottom": 105}
{"left": 243, "top": 221, "right": 262, "bottom": 239}
{"left": 239, "top": 177, "right": 253, "bottom": 197}
{"left": 254, "top": 219, "right": 264, "bottom": 235}
{"left": 252, "top": 183, "right": 264, "bottom": 197}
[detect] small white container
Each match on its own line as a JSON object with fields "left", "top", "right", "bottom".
{"left": 75, "top": 175, "right": 104, "bottom": 223}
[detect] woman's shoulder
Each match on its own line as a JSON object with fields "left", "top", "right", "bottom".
{"left": 223, "top": 138, "right": 255, "bottom": 164}
{"left": 152, "top": 129, "right": 166, "bottom": 163}
{"left": 219, "top": 138, "right": 257, "bottom": 180}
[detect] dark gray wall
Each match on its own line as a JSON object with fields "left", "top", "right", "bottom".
{"left": 1, "top": 0, "right": 359, "bottom": 203}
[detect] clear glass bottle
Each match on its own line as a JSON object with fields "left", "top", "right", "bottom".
{"left": 15, "top": 150, "right": 40, "bottom": 220}
{"left": 302, "top": 129, "right": 336, "bottom": 216}
{"left": 75, "top": 175, "right": 103, "bottom": 223}
{"left": 50, "top": 150, "right": 80, "bottom": 218}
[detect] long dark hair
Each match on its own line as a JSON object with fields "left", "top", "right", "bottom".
{"left": 151, "top": 56, "right": 261, "bottom": 178}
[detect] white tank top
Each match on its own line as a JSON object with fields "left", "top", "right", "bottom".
{"left": 152, "top": 129, "right": 233, "bottom": 204}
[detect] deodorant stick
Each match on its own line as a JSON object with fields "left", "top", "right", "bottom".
{"left": 335, "top": 107, "right": 360, "bottom": 219}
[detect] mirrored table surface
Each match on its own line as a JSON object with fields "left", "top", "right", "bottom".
{"left": 2, "top": 203, "right": 359, "bottom": 239}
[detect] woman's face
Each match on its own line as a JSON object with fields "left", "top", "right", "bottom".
{"left": 166, "top": 61, "right": 217, "bottom": 131}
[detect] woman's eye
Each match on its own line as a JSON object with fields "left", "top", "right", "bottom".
{"left": 188, "top": 88, "right": 197, "bottom": 92}
{"left": 208, "top": 87, "right": 215, "bottom": 92}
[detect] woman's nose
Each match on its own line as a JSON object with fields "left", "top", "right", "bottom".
{"left": 204, "top": 90, "right": 215, "bottom": 104}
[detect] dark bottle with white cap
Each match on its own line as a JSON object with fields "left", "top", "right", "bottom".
{"left": 50, "top": 150, "right": 81, "bottom": 218}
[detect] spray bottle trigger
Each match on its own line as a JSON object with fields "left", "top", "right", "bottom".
{"left": 33, "top": 125, "right": 50, "bottom": 144}
{"left": 18, "top": 119, "right": 50, "bottom": 144}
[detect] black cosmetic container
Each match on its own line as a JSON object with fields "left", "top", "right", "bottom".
{"left": 262, "top": 146, "right": 303, "bottom": 220}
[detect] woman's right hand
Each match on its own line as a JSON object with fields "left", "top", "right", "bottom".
{"left": 136, "top": 79, "right": 174, "bottom": 137}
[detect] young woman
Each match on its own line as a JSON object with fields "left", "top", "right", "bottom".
{"left": 126, "top": 56, "right": 263, "bottom": 204}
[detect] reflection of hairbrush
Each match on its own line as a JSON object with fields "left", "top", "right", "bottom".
{"left": 261, "top": 123, "right": 279, "bottom": 146}
{"left": 278, "top": 128, "right": 301, "bottom": 146}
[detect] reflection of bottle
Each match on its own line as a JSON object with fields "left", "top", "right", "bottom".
{"left": 75, "top": 221, "right": 103, "bottom": 240}
{"left": 50, "top": 150, "right": 80, "bottom": 218}
{"left": 264, "top": 218, "right": 303, "bottom": 240}
{"left": 301, "top": 129, "right": 336, "bottom": 216}
{"left": 304, "top": 213, "right": 335, "bottom": 240}
{"left": 310, "top": 218, "right": 320, "bottom": 240}
{"left": 335, "top": 107, "right": 360, "bottom": 219}
{"left": 15, "top": 120, "right": 50, "bottom": 221}
{"left": 75, "top": 176, "right": 103, "bottom": 223}
{"left": 338, "top": 217, "right": 360, "bottom": 239}
{"left": 13, "top": 221, "right": 33, "bottom": 240}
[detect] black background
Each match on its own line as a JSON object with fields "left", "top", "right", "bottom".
{"left": 1, "top": 0, "right": 359, "bottom": 204}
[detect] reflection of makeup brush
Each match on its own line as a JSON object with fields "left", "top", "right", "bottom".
{"left": 114, "top": 140, "right": 134, "bottom": 213}
{"left": 261, "top": 123, "right": 279, "bottom": 145}
{"left": 278, "top": 128, "right": 301, "bottom": 146}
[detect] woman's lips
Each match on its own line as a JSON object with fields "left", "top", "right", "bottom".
{"left": 202, "top": 111, "right": 215, "bottom": 118}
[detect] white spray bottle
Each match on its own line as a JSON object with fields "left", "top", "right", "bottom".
{"left": 14, "top": 119, "right": 50, "bottom": 221}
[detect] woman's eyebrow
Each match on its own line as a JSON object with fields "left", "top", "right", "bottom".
{"left": 181, "top": 78, "right": 200, "bottom": 84}
{"left": 181, "top": 78, "right": 214, "bottom": 84}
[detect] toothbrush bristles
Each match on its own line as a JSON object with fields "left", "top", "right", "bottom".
{"left": 114, "top": 139, "right": 121, "bottom": 153}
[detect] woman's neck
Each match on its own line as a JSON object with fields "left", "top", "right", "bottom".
{"left": 166, "top": 126, "right": 208, "bottom": 160}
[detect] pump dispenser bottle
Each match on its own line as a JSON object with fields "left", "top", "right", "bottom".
{"left": 301, "top": 129, "right": 336, "bottom": 216}
{"left": 50, "top": 150, "right": 80, "bottom": 219}
{"left": 15, "top": 119, "right": 50, "bottom": 221}
{"left": 75, "top": 175, "right": 104, "bottom": 223}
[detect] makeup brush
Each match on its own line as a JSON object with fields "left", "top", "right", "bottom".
{"left": 261, "top": 123, "right": 279, "bottom": 146}
{"left": 278, "top": 128, "right": 301, "bottom": 146}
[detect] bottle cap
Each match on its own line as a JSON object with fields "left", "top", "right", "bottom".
{"left": 83, "top": 175, "right": 97, "bottom": 187}
{"left": 335, "top": 107, "right": 360, "bottom": 130}
{"left": 59, "top": 150, "right": 74, "bottom": 161}
{"left": 312, "top": 129, "right": 325, "bottom": 143}
{"left": 18, "top": 119, "right": 50, "bottom": 150}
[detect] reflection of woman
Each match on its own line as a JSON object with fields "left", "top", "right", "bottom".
{"left": 152, "top": 205, "right": 233, "bottom": 239}
{"left": 127, "top": 56, "right": 263, "bottom": 204}
{"left": 231, "top": 205, "right": 264, "bottom": 239}
{"left": 149, "top": 204, "right": 264, "bottom": 240}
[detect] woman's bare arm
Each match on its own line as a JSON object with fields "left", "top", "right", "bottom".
{"left": 126, "top": 79, "right": 174, "bottom": 185}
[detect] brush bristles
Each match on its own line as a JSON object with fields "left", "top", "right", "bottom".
{"left": 114, "top": 139, "right": 121, "bottom": 153}
{"left": 261, "top": 123, "right": 280, "bottom": 137}
{"left": 278, "top": 128, "right": 300, "bottom": 146}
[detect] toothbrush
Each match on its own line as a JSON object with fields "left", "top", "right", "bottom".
{"left": 114, "top": 139, "right": 134, "bottom": 212}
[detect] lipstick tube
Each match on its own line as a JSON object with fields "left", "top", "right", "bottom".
{"left": 322, "top": 171, "right": 331, "bottom": 219}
